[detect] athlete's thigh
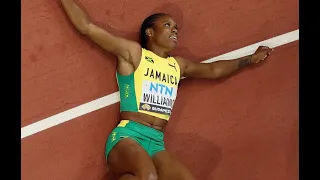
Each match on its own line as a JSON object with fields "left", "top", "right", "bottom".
{"left": 152, "top": 150, "right": 196, "bottom": 180}
{"left": 107, "top": 138, "right": 158, "bottom": 178}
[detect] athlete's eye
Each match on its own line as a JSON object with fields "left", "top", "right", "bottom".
{"left": 164, "top": 23, "right": 170, "bottom": 28}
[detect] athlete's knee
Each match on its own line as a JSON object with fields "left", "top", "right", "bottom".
{"left": 146, "top": 172, "right": 158, "bottom": 180}
{"left": 139, "top": 172, "right": 158, "bottom": 180}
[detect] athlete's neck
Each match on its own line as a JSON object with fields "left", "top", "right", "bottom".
{"left": 146, "top": 44, "right": 170, "bottom": 58}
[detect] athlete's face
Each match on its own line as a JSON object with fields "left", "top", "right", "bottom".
{"left": 147, "top": 15, "right": 178, "bottom": 51}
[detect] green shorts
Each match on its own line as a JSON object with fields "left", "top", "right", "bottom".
{"left": 105, "top": 120, "right": 165, "bottom": 159}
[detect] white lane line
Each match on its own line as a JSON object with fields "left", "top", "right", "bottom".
{"left": 21, "top": 29, "right": 299, "bottom": 139}
{"left": 202, "top": 29, "right": 299, "bottom": 63}
{"left": 21, "top": 92, "right": 120, "bottom": 139}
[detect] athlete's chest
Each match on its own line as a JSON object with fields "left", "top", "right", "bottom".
{"left": 136, "top": 55, "right": 180, "bottom": 116}
{"left": 137, "top": 55, "right": 180, "bottom": 86}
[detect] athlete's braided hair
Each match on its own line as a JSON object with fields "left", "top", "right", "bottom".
{"left": 140, "top": 13, "right": 168, "bottom": 49}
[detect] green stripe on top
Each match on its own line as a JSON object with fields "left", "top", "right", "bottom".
{"left": 116, "top": 72, "right": 138, "bottom": 112}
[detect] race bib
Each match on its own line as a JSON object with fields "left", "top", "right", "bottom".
{"left": 139, "top": 80, "right": 177, "bottom": 115}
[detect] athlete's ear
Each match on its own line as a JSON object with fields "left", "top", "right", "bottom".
{"left": 145, "top": 28, "right": 153, "bottom": 37}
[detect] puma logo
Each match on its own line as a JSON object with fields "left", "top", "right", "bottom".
{"left": 168, "top": 63, "right": 177, "bottom": 71}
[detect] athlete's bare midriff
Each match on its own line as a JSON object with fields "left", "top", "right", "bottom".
{"left": 120, "top": 111, "right": 168, "bottom": 132}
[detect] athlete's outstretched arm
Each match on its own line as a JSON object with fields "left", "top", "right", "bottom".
{"left": 59, "top": 0, "right": 140, "bottom": 61}
{"left": 175, "top": 46, "right": 274, "bottom": 79}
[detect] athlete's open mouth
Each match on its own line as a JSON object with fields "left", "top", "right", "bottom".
{"left": 169, "top": 35, "right": 178, "bottom": 42}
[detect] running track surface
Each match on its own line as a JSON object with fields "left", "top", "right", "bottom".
{"left": 22, "top": 0, "right": 298, "bottom": 179}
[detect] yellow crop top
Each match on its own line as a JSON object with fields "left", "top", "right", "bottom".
{"left": 116, "top": 48, "right": 181, "bottom": 121}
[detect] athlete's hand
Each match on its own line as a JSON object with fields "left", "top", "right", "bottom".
{"left": 251, "top": 46, "right": 274, "bottom": 64}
